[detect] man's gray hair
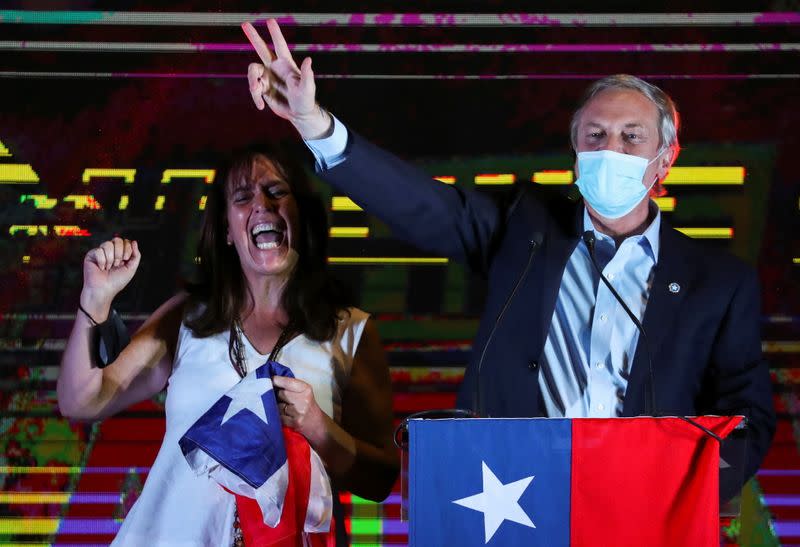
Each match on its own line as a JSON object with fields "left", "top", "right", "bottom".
{"left": 570, "top": 74, "right": 681, "bottom": 158}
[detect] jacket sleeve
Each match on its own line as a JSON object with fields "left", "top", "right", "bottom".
{"left": 318, "top": 131, "right": 512, "bottom": 276}
{"left": 699, "top": 266, "right": 776, "bottom": 482}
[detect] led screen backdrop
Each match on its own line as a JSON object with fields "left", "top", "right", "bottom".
{"left": 1, "top": 4, "right": 798, "bottom": 546}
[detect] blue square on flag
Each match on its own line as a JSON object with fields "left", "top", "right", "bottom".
{"left": 180, "top": 360, "right": 334, "bottom": 536}
{"left": 179, "top": 361, "right": 293, "bottom": 489}
{"left": 409, "top": 418, "right": 571, "bottom": 547}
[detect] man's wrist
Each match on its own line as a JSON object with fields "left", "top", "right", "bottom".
{"left": 293, "top": 105, "right": 333, "bottom": 140}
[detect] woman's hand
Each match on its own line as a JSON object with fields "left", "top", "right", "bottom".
{"left": 81, "top": 237, "right": 141, "bottom": 321}
{"left": 241, "top": 18, "right": 331, "bottom": 140}
{"left": 272, "top": 375, "right": 329, "bottom": 442}
{"left": 271, "top": 320, "right": 398, "bottom": 502}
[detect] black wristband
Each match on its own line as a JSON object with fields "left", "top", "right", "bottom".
{"left": 78, "top": 302, "right": 100, "bottom": 326}
{"left": 88, "top": 308, "right": 131, "bottom": 368}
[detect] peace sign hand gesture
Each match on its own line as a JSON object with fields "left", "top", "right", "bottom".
{"left": 242, "top": 19, "right": 331, "bottom": 140}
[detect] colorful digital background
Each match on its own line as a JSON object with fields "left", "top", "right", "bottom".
{"left": 0, "top": 2, "right": 798, "bottom": 546}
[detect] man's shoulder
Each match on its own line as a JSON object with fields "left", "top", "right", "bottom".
{"left": 505, "top": 182, "right": 582, "bottom": 233}
{"left": 506, "top": 182, "right": 580, "bottom": 217}
{"left": 663, "top": 225, "right": 756, "bottom": 282}
{"left": 517, "top": 181, "right": 582, "bottom": 207}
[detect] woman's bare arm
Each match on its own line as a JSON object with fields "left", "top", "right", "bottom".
{"left": 57, "top": 237, "right": 185, "bottom": 420}
{"left": 273, "top": 319, "right": 399, "bottom": 501}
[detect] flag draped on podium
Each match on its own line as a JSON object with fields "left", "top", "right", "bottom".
{"left": 179, "top": 360, "right": 333, "bottom": 546}
{"left": 409, "top": 416, "right": 741, "bottom": 547}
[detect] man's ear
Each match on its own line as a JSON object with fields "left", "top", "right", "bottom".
{"left": 651, "top": 180, "right": 668, "bottom": 198}
{"left": 657, "top": 146, "right": 677, "bottom": 182}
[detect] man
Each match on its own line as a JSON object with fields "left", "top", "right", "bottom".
{"left": 243, "top": 20, "right": 775, "bottom": 482}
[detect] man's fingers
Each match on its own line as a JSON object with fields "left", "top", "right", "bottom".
{"left": 241, "top": 22, "right": 274, "bottom": 67}
{"left": 300, "top": 57, "right": 315, "bottom": 95}
{"left": 266, "top": 92, "right": 289, "bottom": 110}
{"left": 247, "top": 63, "right": 268, "bottom": 110}
{"left": 247, "top": 62, "right": 267, "bottom": 92}
{"left": 247, "top": 62, "right": 293, "bottom": 112}
{"left": 266, "top": 19, "right": 297, "bottom": 67}
{"left": 268, "top": 66, "right": 290, "bottom": 96}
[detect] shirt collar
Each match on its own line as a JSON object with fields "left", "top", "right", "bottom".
{"left": 582, "top": 200, "right": 661, "bottom": 262}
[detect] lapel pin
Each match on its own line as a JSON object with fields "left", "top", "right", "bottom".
{"left": 668, "top": 282, "right": 681, "bottom": 294}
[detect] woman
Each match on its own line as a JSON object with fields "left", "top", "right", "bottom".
{"left": 57, "top": 143, "right": 399, "bottom": 545}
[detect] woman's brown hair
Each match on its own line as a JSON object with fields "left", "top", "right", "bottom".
{"left": 185, "top": 142, "right": 352, "bottom": 347}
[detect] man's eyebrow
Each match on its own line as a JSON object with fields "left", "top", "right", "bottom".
{"left": 582, "top": 121, "right": 648, "bottom": 129}
{"left": 623, "top": 122, "right": 647, "bottom": 129}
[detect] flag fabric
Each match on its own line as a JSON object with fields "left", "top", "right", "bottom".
{"left": 234, "top": 427, "right": 335, "bottom": 547}
{"left": 179, "top": 360, "right": 333, "bottom": 544}
{"left": 409, "top": 416, "right": 742, "bottom": 547}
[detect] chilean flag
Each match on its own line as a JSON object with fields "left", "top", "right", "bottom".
{"left": 410, "top": 416, "right": 742, "bottom": 547}
{"left": 179, "top": 361, "right": 333, "bottom": 546}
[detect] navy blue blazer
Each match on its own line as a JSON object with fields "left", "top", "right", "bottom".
{"left": 320, "top": 132, "right": 776, "bottom": 481}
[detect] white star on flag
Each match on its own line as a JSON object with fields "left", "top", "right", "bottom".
{"left": 220, "top": 373, "right": 273, "bottom": 426}
{"left": 452, "top": 461, "right": 536, "bottom": 543}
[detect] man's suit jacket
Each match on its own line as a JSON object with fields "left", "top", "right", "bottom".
{"left": 320, "top": 132, "right": 776, "bottom": 481}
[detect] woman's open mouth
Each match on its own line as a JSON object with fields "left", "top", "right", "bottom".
{"left": 250, "top": 222, "right": 286, "bottom": 250}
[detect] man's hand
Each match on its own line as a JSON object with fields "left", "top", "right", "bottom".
{"left": 242, "top": 19, "right": 332, "bottom": 139}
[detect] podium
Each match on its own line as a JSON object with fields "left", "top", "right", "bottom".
{"left": 401, "top": 416, "right": 746, "bottom": 547}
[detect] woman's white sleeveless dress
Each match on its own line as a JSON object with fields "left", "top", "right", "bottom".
{"left": 111, "top": 308, "right": 369, "bottom": 546}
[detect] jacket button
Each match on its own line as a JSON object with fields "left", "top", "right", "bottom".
{"left": 528, "top": 361, "right": 538, "bottom": 371}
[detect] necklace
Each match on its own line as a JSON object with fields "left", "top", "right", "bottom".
{"left": 228, "top": 317, "right": 294, "bottom": 379}
{"left": 228, "top": 317, "right": 294, "bottom": 546}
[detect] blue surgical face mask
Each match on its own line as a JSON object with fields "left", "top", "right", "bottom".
{"left": 574, "top": 149, "right": 663, "bottom": 220}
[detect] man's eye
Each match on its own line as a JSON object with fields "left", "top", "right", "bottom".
{"left": 270, "top": 188, "right": 288, "bottom": 198}
{"left": 233, "top": 193, "right": 251, "bottom": 202}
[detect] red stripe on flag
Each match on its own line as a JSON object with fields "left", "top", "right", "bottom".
{"left": 570, "top": 417, "right": 741, "bottom": 547}
{"left": 236, "top": 427, "right": 334, "bottom": 546}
